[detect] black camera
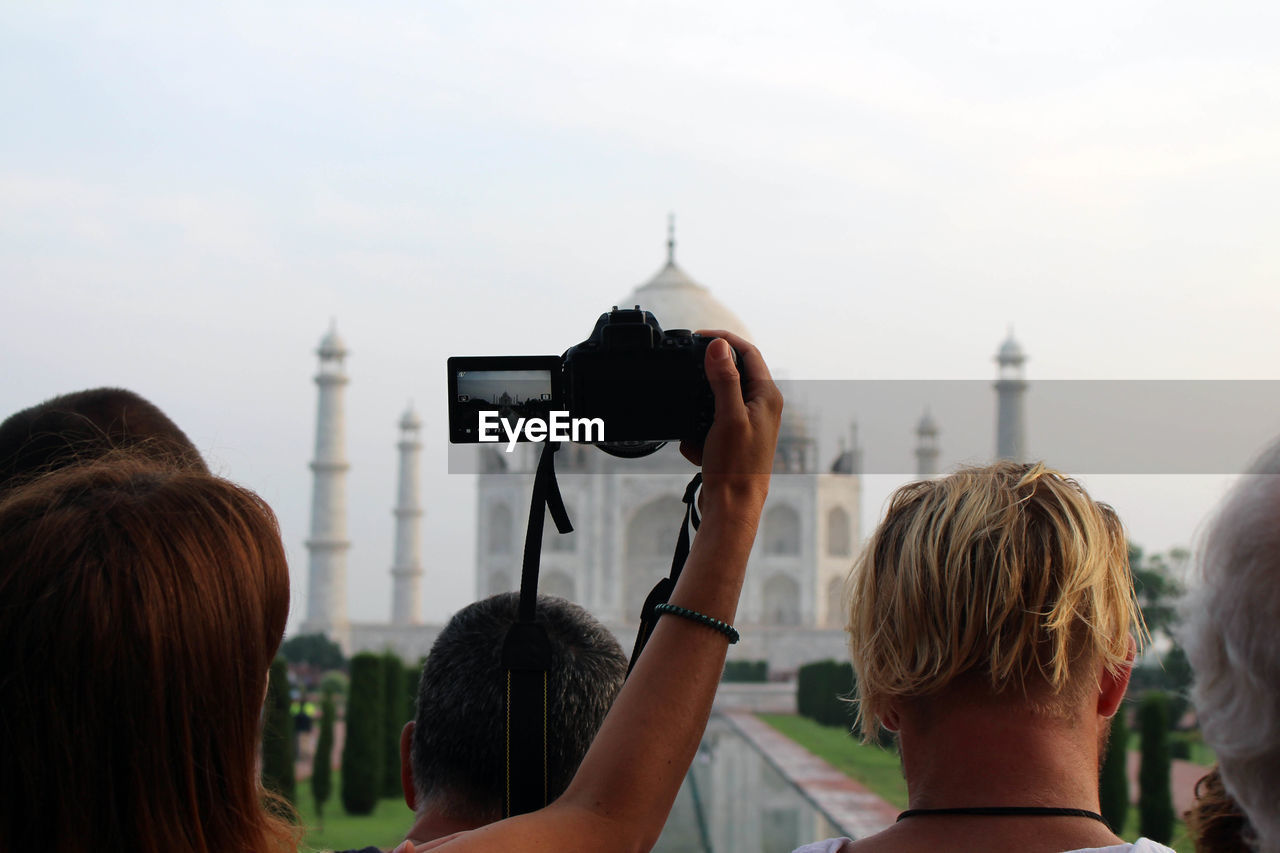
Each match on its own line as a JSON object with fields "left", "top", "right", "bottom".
{"left": 448, "top": 307, "right": 740, "bottom": 455}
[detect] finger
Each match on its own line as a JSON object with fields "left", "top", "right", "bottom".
{"left": 695, "top": 329, "right": 773, "bottom": 384}
{"left": 703, "top": 337, "right": 747, "bottom": 425}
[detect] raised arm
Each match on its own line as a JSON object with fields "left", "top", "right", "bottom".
{"left": 425, "top": 331, "right": 781, "bottom": 853}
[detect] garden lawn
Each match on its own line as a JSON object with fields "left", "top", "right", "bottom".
{"left": 293, "top": 774, "right": 413, "bottom": 852}
{"left": 758, "top": 713, "right": 907, "bottom": 808}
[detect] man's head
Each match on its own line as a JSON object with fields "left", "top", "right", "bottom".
{"left": 0, "top": 387, "right": 208, "bottom": 494}
{"left": 1180, "top": 441, "right": 1280, "bottom": 852}
{"left": 847, "top": 460, "right": 1145, "bottom": 740}
{"left": 403, "top": 593, "right": 627, "bottom": 826}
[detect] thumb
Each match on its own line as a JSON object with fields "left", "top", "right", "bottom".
{"left": 705, "top": 338, "right": 745, "bottom": 422}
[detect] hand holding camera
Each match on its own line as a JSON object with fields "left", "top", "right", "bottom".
{"left": 680, "top": 329, "right": 782, "bottom": 519}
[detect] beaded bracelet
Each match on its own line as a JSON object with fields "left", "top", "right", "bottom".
{"left": 653, "top": 602, "right": 740, "bottom": 644}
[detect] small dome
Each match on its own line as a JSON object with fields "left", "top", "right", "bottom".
{"left": 399, "top": 405, "right": 421, "bottom": 430}
{"left": 318, "top": 323, "right": 348, "bottom": 359}
{"left": 996, "top": 331, "right": 1025, "bottom": 365}
{"left": 617, "top": 260, "right": 751, "bottom": 339}
{"left": 916, "top": 409, "right": 939, "bottom": 437}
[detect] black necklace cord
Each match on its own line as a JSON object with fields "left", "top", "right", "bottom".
{"left": 625, "top": 473, "right": 702, "bottom": 677}
{"left": 502, "top": 441, "right": 573, "bottom": 818}
{"left": 897, "top": 806, "right": 1109, "bottom": 828}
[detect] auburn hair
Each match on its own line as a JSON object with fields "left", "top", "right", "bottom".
{"left": 847, "top": 461, "right": 1146, "bottom": 740}
{"left": 0, "top": 458, "right": 298, "bottom": 852}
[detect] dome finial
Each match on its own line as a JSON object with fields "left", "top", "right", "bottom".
{"left": 666, "top": 212, "right": 676, "bottom": 265}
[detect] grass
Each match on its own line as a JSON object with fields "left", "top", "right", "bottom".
{"left": 290, "top": 774, "right": 414, "bottom": 852}
{"left": 760, "top": 713, "right": 1195, "bottom": 853}
{"left": 758, "top": 713, "right": 908, "bottom": 808}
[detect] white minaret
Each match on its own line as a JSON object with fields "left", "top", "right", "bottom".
{"left": 994, "top": 329, "right": 1028, "bottom": 461}
{"left": 390, "top": 404, "right": 424, "bottom": 625}
{"left": 301, "top": 322, "right": 352, "bottom": 649}
{"left": 915, "top": 408, "right": 940, "bottom": 477}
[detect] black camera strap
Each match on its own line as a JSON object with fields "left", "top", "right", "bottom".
{"left": 502, "top": 441, "right": 573, "bottom": 818}
{"left": 626, "top": 472, "right": 702, "bottom": 677}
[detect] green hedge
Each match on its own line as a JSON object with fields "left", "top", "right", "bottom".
{"left": 797, "top": 660, "right": 856, "bottom": 730}
{"left": 722, "top": 660, "right": 769, "bottom": 682}
{"left": 1099, "top": 709, "right": 1130, "bottom": 831}
{"left": 262, "top": 656, "right": 296, "bottom": 803}
{"left": 312, "top": 692, "right": 336, "bottom": 821}
{"left": 381, "top": 652, "right": 406, "bottom": 798}
{"left": 1138, "top": 691, "right": 1175, "bottom": 843}
{"left": 341, "top": 653, "right": 385, "bottom": 815}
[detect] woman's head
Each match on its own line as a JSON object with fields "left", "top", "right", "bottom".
{"left": 0, "top": 458, "right": 295, "bottom": 853}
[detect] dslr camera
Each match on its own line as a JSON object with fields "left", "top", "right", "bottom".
{"left": 448, "top": 306, "right": 741, "bottom": 456}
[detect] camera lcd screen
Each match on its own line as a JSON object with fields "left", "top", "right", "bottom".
{"left": 448, "top": 356, "right": 562, "bottom": 443}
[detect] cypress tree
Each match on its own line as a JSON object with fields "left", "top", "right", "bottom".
{"left": 382, "top": 651, "right": 407, "bottom": 798}
{"left": 311, "top": 692, "right": 335, "bottom": 823}
{"left": 406, "top": 661, "right": 422, "bottom": 723}
{"left": 341, "top": 653, "right": 385, "bottom": 815}
{"left": 1099, "top": 709, "right": 1130, "bottom": 832}
{"left": 261, "top": 656, "right": 296, "bottom": 803}
{"left": 1138, "top": 691, "right": 1174, "bottom": 843}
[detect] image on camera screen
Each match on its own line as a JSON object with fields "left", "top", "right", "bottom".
{"left": 448, "top": 357, "right": 562, "bottom": 443}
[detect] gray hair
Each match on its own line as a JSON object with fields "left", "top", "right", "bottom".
{"left": 409, "top": 593, "right": 627, "bottom": 822}
{"left": 1179, "top": 440, "right": 1280, "bottom": 852}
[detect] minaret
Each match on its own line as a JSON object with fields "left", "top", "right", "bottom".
{"left": 390, "top": 404, "right": 424, "bottom": 625}
{"left": 915, "top": 409, "right": 940, "bottom": 477}
{"left": 666, "top": 212, "right": 676, "bottom": 265}
{"left": 994, "top": 329, "right": 1028, "bottom": 461}
{"left": 301, "top": 322, "right": 352, "bottom": 649}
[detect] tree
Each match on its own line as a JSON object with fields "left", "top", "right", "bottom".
{"left": 311, "top": 692, "right": 335, "bottom": 824}
{"left": 1128, "top": 545, "right": 1186, "bottom": 645}
{"left": 1138, "top": 691, "right": 1175, "bottom": 843}
{"left": 1099, "top": 709, "right": 1130, "bottom": 832}
{"left": 382, "top": 651, "right": 407, "bottom": 798}
{"left": 281, "top": 633, "right": 346, "bottom": 671}
{"left": 341, "top": 653, "right": 385, "bottom": 815}
{"left": 1160, "top": 644, "right": 1194, "bottom": 729}
{"left": 261, "top": 656, "right": 296, "bottom": 804}
{"left": 406, "top": 662, "right": 422, "bottom": 723}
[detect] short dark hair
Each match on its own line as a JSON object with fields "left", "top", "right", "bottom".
{"left": 410, "top": 593, "right": 627, "bottom": 822}
{"left": 0, "top": 387, "right": 208, "bottom": 494}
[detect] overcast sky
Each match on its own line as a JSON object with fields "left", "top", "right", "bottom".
{"left": 3, "top": 1, "right": 1276, "bottom": 629}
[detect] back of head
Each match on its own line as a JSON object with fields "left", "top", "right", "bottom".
{"left": 1180, "top": 441, "right": 1280, "bottom": 852}
{"left": 848, "top": 460, "right": 1144, "bottom": 739}
{"left": 410, "top": 593, "right": 628, "bottom": 823}
{"left": 0, "top": 387, "right": 209, "bottom": 494}
{"left": 0, "top": 458, "right": 293, "bottom": 853}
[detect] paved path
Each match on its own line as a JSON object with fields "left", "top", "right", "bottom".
{"left": 724, "top": 712, "right": 898, "bottom": 840}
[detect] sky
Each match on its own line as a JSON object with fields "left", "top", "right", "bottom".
{"left": 2, "top": 1, "right": 1277, "bottom": 630}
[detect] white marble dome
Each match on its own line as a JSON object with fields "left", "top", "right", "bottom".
{"left": 617, "top": 259, "right": 751, "bottom": 340}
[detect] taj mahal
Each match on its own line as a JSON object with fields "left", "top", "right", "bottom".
{"left": 297, "top": 229, "right": 1029, "bottom": 671}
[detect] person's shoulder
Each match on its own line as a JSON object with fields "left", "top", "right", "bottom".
{"left": 1059, "top": 840, "right": 1178, "bottom": 853}
{"left": 791, "top": 838, "right": 852, "bottom": 853}
{"left": 1130, "top": 840, "right": 1178, "bottom": 853}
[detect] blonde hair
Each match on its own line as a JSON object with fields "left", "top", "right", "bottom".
{"left": 848, "top": 461, "right": 1146, "bottom": 740}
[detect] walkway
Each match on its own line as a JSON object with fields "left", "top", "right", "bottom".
{"left": 723, "top": 712, "right": 898, "bottom": 840}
